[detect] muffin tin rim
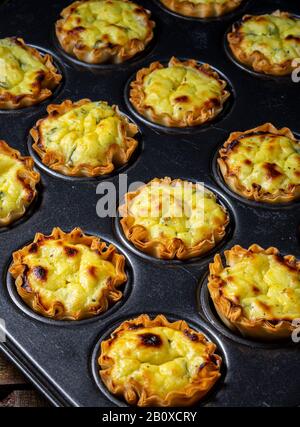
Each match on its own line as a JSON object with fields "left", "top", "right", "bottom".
{"left": 26, "top": 110, "right": 144, "bottom": 182}
{"left": 198, "top": 272, "right": 299, "bottom": 349}
{"left": 210, "top": 129, "right": 300, "bottom": 210}
{"left": 223, "top": 12, "right": 300, "bottom": 81}
{"left": 123, "top": 57, "right": 236, "bottom": 134}
{"left": 0, "top": 43, "right": 66, "bottom": 115}
{"left": 90, "top": 310, "right": 229, "bottom": 408}
{"left": 113, "top": 178, "right": 237, "bottom": 266}
{"left": 50, "top": 7, "right": 160, "bottom": 72}
{"left": 153, "top": 0, "right": 254, "bottom": 23}
{"left": 5, "top": 231, "right": 135, "bottom": 327}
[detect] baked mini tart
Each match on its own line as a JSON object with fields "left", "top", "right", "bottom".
{"left": 119, "top": 177, "right": 229, "bottom": 260}
{"left": 55, "top": 0, "right": 155, "bottom": 64}
{"left": 208, "top": 244, "right": 300, "bottom": 340}
{"left": 129, "top": 57, "right": 230, "bottom": 127}
{"left": 30, "top": 99, "right": 139, "bottom": 177}
{"left": 227, "top": 10, "right": 300, "bottom": 76}
{"left": 99, "top": 314, "right": 221, "bottom": 406}
{"left": 218, "top": 123, "right": 300, "bottom": 203}
{"left": 0, "top": 37, "right": 61, "bottom": 109}
{"left": 159, "top": 0, "right": 243, "bottom": 18}
{"left": 9, "top": 227, "right": 127, "bottom": 320}
{"left": 0, "top": 141, "right": 40, "bottom": 227}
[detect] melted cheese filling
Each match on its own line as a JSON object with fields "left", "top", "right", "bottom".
{"left": 61, "top": 0, "right": 150, "bottom": 48}
{"left": 23, "top": 240, "right": 117, "bottom": 313}
{"left": 40, "top": 101, "right": 127, "bottom": 167}
{"left": 106, "top": 326, "right": 207, "bottom": 396}
{"left": 143, "top": 64, "right": 223, "bottom": 120}
{"left": 220, "top": 251, "right": 300, "bottom": 320}
{"left": 0, "top": 38, "right": 47, "bottom": 95}
{"left": 128, "top": 182, "right": 227, "bottom": 247}
{"left": 225, "top": 134, "right": 300, "bottom": 193}
{"left": 0, "top": 154, "right": 28, "bottom": 219}
{"left": 238, "top": 14, "right": 300, "bottom": 64}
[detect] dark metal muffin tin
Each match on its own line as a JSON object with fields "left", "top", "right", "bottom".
{"left": 0, "top": 0, "right": 299, "bottom": 407}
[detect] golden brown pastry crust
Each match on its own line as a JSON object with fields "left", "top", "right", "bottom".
{"left": 0, "top": 140, "right": 40, "bottom": 227}
{"left": 30, "top": 99, "right": 139, "bottom": 177}
{"left": 119, "top": 177, "right": 229, "bottom": 260}
{"left": 160, "top": 0, "right": 243, "bottom": 18}
{"left": 99, "top": 314, "right": 222, "bottom": 406}
{"left": 208, "top": 244, "right": 300, "bottom": 340}
{"left": 129, "top": 57, "right": 230, "bottom": 128}
{"left": 227, "top": 11, "right": 299, "bottom": 76}
{"left": 55, "top": 0, "right": 155, "bottom": 64}
{"left": 0, "top": 38, "right": 61, "bottom": 109}
{"left": 9, "top": 227, "right": 127, "bottom": 320}
{"left": 217, "top": 123, "right": 300, "bottom": 203}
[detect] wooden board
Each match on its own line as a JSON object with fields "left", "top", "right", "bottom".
{"left": 0, "top": 353, "right": 26, "bottom": 385}
{"left": 0, "top": 390, "right": 49, "bottom": 407}
{"left": 0, "top": 354, "right": 49, "bottom": 407}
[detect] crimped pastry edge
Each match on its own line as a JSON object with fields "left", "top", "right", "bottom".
{"left": 129, "top": 57, "right": 230, "bottom": 128}
{"left": 208, "top": 244, "right": 300, "bottom": 340}
{"left": 99, "top": 313, "right": 222, "bottom": 406}
{"left": 119, "top": 177, "right": 229, "bottom": 260}
{"left": 30, "top": 99, "right": 139, "bottom": 177}
{"left": 160, "top": 0, "right": 243, "bottom": 18}
{"left": 55, "top": 0, "right": 155, "bottom": 64}
{"left": 9, "top": 227, "right": 127, "bottom": 320}
{"left": 217, "top": 122, "right": 300, "bottom": 203}
{"left": 0, "top": 37, "right": 61, "bottom": 109}
{"left": 0, "top": 140, "right": 40, "bottom": 226}
{"left": 227, "top": 10, "right": 299, "bottom": 76}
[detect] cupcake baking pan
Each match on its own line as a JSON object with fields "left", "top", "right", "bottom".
{"left": 0, "top": 0, "right": 299, "bottom": 407}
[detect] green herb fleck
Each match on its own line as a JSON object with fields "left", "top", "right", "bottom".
{"left": 47, "top": 127, "right": 58, "bottom": 136}
{"left": 67, "top": 146, "right": 77, "bottom": 165}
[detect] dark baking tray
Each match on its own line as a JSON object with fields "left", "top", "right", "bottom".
{"left": 0, "top": 0, "right": 300, "bottom": 407}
